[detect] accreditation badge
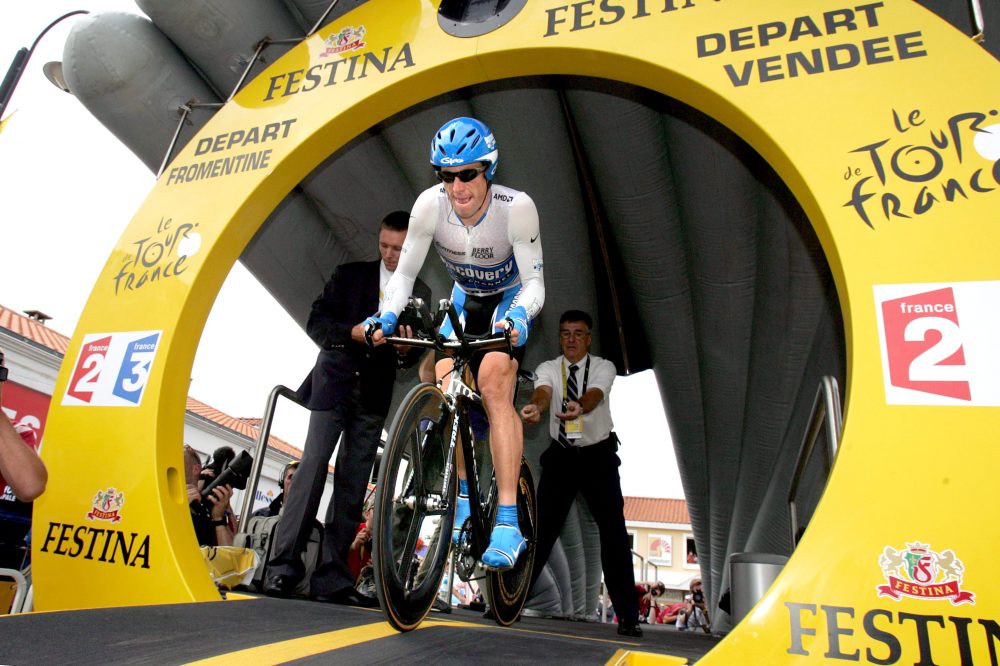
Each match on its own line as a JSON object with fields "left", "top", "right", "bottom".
{"left": 565, "top": 416, "right": 583, "bottom": 439}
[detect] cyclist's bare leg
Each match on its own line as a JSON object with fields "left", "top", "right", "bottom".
{"left": 476, "top": 351, "right": 521, "bottom": 505}
{"left": 477, "top": 351, "right": 526, "bottom": 569}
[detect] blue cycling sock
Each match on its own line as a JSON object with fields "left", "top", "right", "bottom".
{"left": 453, "top": 479, "right": 471, "bottom": 544}
{"left": 496, "top": 503, "right": 517, "bottom": 526}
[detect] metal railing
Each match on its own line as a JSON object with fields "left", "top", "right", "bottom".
{"left": 0, "top": 567, "right": 28, "bottom": 614}
{"left": 970, "top": 0, "right": 986, "bottom": 43}
{"left": 236, "top": 384, "right": 308, "bottom": 532}
{"left": 157, "top": 0, "right": 342, "bottom": 176}
{"left": 788, "top": 376, "right": 843, "bottom": 546}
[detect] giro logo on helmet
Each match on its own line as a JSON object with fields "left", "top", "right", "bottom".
{"left": 430, "top": 117, "right": 500, "bottom": 180}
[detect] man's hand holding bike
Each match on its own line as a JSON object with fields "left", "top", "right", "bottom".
{"left": 357, "top": 312, "right": 398, "bottom": 347}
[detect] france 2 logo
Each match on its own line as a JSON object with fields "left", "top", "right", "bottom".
{"left": 874, "top": 282, "right": 1000, "bottom": 405}
{"left": 63, "top": 331, "right": 163, "bottom": 407}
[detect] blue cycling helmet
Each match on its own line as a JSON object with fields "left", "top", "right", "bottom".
{"left": 429, "top": 117, "right": 499, "bottom": 180}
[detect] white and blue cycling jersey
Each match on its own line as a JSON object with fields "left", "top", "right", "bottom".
{"left": 382, "top": 182, "right": 545, "bottom": 339}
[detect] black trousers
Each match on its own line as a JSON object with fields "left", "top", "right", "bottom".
{"left": 529, "top": 435, "right": 639, "bottom": 622}
{"left": 267, "top": 384, "right": 383, "bottom": 596}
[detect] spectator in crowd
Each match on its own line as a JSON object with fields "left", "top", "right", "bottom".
{"left": 636, "top": 581, "right": 666, "bottom": 624}
{"left": 252, "top": 461, "right": 300, "bottom": 518}
{"left": 520, "top": 310, "right": 641, "bottom": 638}
{"left": 347, "top": 493, "right": 374, "bottom": 587}
{"left": 657, "top": 600, "right": 688, "bottom": 626}
{"left": 679, "top": 578, "right": 711, "bottom": 632}
{"left": 0, "top": 353, "right": 47, "bottom": 504}
{"left": 0, "top": 354, "right": 47, "bottom": 570}
{"left": 184, "top": 445, "right": 235, "bottom": 547}
{"left": 262, "top": 211, "right": 430, "bottom": 607}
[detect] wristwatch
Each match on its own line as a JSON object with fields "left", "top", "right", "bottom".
{"left": 212, "top": 518, "right": 228, "bottom": 527}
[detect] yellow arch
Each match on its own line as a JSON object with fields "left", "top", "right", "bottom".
{"left": 36, "top": 1, "right": 999, "bottom": 662}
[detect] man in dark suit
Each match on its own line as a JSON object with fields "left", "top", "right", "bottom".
{"left": 263, "top": 211, "right": 430, "bottom": 607}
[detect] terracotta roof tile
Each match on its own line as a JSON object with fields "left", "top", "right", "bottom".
{"left": 624, "top": 496, "right": 690, "bottom": 524}
{"left": 1, "top": 303, "right": 303, "bottom": 461}
{"left": 0, "top": 304, "right": 70, "bottom": 355}
{"left": 185, "top": 396, "right": 302, "bottom": 460}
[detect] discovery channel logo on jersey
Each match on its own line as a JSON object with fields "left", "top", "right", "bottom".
{"left": 62, "top": 331, "right": 163, "bottom": 407}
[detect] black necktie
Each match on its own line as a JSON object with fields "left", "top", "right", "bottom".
{"left": 558, "top": 364, "right": 579, "bottom": 448}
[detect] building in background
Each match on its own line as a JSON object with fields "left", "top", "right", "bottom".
{"left": 0, "top": 304, "right": 327, "bottom": 518}
{"left": 624, "top": 496, "right": 698, "bottom": 602}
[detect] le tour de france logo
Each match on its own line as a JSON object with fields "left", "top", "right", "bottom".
{"left": 842, "top": 105, "right": 1000, "bottom": 230}
{"left": 877, "top": 541, "right": 975, "bottom": 606}
{"left": 113, "top": 217, "right": 201, "bottom": 295}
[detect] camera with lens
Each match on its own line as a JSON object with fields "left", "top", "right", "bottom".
{"left": 199, "top": 446, "right": 235, "bottom": 483}
{"left": 200, "top": 449, "right": 253, "bottom": 499}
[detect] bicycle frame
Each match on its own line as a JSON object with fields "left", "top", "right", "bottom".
{"left": 442, "top": 372, "right": 494, "bottom": 559}
{"left": 372, "top": 298, "right": 536, "bottom": 630}
{"left": 381, "top": 298, "right": 513, "bottom": 560}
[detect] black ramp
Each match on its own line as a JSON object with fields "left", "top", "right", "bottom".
{"left": 0, "top": 597, "right": 718, "bottom": 664}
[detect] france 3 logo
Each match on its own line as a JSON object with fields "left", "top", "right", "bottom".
{"left": 874, "top": 281, "right": 1000, "bottom": 405}
{"left": 62, "top": 331, "right": 163, "bottom": 407}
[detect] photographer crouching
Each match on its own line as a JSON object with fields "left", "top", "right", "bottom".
{"left": 183, "top": 445, "right": 251, "bottom": 547}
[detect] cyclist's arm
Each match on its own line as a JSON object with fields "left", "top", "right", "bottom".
{"left": 506, "top": 194, "right": 544, "bottom": 321}
{"left": 381, "top": 190, "right": 436, "bottom": 318}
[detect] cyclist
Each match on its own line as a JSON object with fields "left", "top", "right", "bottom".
{"left": 364, "top": 117, "right": 544, "bottom": 570}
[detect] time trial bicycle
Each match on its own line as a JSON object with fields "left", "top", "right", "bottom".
{"left": 368, "top": 298, "right": 537, "bottom": 632}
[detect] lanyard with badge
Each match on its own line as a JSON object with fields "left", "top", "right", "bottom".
{"left": 561, "top": 356, "right": 590, "bottom": 440}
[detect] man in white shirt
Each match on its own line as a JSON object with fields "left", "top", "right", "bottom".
{"left": 520, "top": 310, "right": 641, "bottom": 637}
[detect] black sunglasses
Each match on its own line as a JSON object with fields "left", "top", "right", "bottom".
{"left": 435, "top": 165, "right": 487, "bottom": 183}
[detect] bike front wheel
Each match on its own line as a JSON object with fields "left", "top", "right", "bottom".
{"left": 372, "top": 383, "right": 455, "bottom": 632}
{"left": 485, "top": 457, "right": 537, "bottom": 627}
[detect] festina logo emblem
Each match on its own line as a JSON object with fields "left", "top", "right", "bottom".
{"left": 877, "top": 541, "right": 974, "bottom": 605}
{"left": 87, "top": 487, "right": 125, "bottom": 523}
{"left": 320, "top": 25, "right": 367, "bottom": 57}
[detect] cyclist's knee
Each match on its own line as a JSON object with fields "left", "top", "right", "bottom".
{"left": 477, "top": 358, "right": 516, "bottom": 399}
